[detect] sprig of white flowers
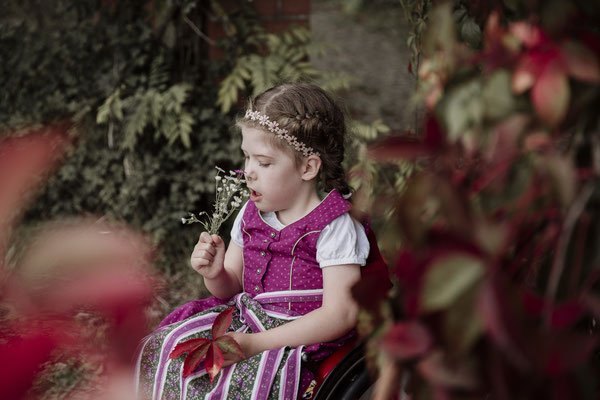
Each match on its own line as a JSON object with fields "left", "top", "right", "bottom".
{"left": 181, "top": 167, "right": 249, "bottom": 234}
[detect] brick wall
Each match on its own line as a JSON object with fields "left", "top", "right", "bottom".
{"left": 205, "top": 0, "right": 311, "bottom": 59}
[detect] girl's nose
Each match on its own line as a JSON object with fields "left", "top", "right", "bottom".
{"left": 244, "top": 169, "right": 255, "bottom": 182}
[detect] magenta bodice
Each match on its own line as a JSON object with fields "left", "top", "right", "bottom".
{"left": 241, "top": 190, "right": 350, "bottom": 316}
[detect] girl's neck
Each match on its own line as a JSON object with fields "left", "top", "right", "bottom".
{"left": 275, "top": 186, "right": 321, "bottom": 226}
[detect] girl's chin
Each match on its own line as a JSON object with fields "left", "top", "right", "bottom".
{"left": 254, "top": 201, "right": 275, "bottom": 213}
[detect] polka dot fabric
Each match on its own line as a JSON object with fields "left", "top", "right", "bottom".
{"left": 241, "top": 190, "right": 350, "bottom": 316}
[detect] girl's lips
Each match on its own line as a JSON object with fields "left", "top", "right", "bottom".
{"left": 250, "top": 190, "right": 262, "bottom": 201}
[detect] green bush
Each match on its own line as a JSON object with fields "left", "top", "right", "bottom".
{"left": 2, "top": 0, "right": 357, "bottom": 312}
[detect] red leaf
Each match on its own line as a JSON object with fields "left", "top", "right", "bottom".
{"left": 423, "top": 115, "right": 446, "bottom": 151}
{"left": 550, "top": 302, "right": 584, "bottom": 330}
{"left": 521, "top": 292, "right": 584, "bottom": 330}
{"left": 477, "top": 277, "right": 529, "bottom": 370}
{"left": 469, "top": 158, "right": 512, "bottom": 194}
{"left": 426, "top": 228, "right": 484, "bottom": 258}
{"left": 532, "top": 62, "right": 570, "bottom": 126}
{"left": 205, "top": 343, "right": 225, "bottom": 383}
{"left": 0, "top": 126, "right": 70, "bottom": 256}
{"left": 417, "top": 351, "right": 478, "bottom": 389}
{"left": 170, "top": 337, "right": 211, "bottom": 359}
{"left": 523, "top": 131, "right": 552, "bottom": 151}
{"left": 561, "top": 40, "right": 600, "bottom": 83}
{"left": 543, "top": 334, "right": 597, "bottom": 376}
{"left": 368, "top": 135, "right": 431, "bottom": 161}
{"left": 393, "top": 249, "right": 422, "bottom": 318}
{"left": 0, "top": 330, "right": 61, "bottom": 400}
{"left": 182, "top": 341, "right": 211, "bottom": 378}
{"left": 48, "top": 268, "right": 154, "bottom": 315}
{"left": 483, "top": 12, "right": 503, "bottom": 51}
{"left": 211, "top": 307, "right": 235, "bottom": 338}
{"left": 482, "top": 12, "right": 518, "bottom": 70}
{"left": 509, "top": 22, "right": 544, "bottom": 48}
{"left": 512, "top": 54, "right": 538, "bottom": 93}
{"left": 381, "top": 321, "right": 432, "bottom": 360}
{"left": 393, "top": 249, "right": 420, "bottom": 286}
{"left": 351, "top": 274, "right": 390, "bottom": 314}
{"left": 215, "top": 335, "right": 245, "bottom": 361}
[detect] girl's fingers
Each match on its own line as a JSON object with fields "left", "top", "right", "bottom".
{"left": 191, "top": 257, "right": 210, "bottom": 268}
{"left": 195, "top": 242, "right": 216, "bottom": 256}
{"left": 192, "top": 249, "right": 214, "bottom": 261}
{"left": 191, "top": 232, "right": 222, "bottom": 276}
{"left": 199, "top": 232, "right": 213, "bottom": 244}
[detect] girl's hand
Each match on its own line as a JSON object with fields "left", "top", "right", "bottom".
{"left": 222, "top": 332, "right": 257, "bottom": 367}
{"left": 190, "top": 232, "right": 226, "bottom": 279}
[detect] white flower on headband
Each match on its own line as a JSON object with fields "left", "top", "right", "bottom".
{"left": 244, "top": 109, "right": 320, "bottom": 157}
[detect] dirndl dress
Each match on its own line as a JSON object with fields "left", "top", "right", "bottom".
{"left": 135, "top": 191, "right": 355, "bottom": 399}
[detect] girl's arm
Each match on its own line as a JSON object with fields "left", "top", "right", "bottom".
{"left": 230, "top": 264, "right": 361, "bottom": 357}
{"left": 191, "top": 232, "right": 244, "bottom": 299}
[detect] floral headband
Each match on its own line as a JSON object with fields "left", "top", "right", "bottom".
{"left": 244, "top": 109, "right": 320, "bottom": 157}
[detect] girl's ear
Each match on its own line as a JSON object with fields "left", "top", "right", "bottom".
{"left": 301, "top": 155, "right": 322, "bottom": 181}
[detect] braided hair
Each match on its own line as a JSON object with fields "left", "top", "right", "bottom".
{"left": 238, "top": 83, "right": 352, "bottom": 197}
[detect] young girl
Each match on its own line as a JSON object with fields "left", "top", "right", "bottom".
{"left": 136, "top": 83, "right": 370, "bottom": 400}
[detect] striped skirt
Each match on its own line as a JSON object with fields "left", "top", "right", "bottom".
{"left": 135, "top": 290, "right": 333, "bottom": 400}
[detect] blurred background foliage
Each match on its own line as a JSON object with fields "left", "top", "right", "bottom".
{"left": 0, "top": 0, "right": 366, "bottom": 319}
{"left": 3, "top": 0, "right": 600, "bottom": 398}
{"left": 355, "top": 0, "right": 600, "bottom": 399}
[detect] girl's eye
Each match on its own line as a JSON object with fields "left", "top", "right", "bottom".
{"left": 258, "top": 162, "right": 271, "bottom": 168}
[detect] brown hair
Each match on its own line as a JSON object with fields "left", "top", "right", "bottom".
{"left": 238, "top": 83, "right": 352, "bottom": 197}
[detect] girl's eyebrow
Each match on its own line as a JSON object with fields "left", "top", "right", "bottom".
{"left": 241, "top": 149, "right": 275, "bottom": 159}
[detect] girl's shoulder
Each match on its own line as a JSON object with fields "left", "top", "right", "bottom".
{"left": 316, "top": 212, "right": 370, "bottom": 267}
{"left": 321, "top": 212, "right": 363, "bottom": 235}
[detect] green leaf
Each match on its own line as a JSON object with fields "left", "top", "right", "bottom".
{"left": 443, "top": 283, "right": 483, "bottom": 355}
{"left": 422, "top": 254, "right": 485, "bottom": 312}
{"left": 123, "top": 97, "right": 149, "bottom": 149}
{"left": 96, "top": 101, "right": 110, "bottom": 125}
{"left": 215, "top": 335, "right": 244, "bottom": 360}
{"left": 96, "top": 89, "right": 123, "bottom": 124}
{"left": 483, "top": 70, "right": 516, "bottom": 121}
{"left": 422, "top": 2, "right": 457, "bottom": 56}
{"left": 440, "top": 79, "right": 483, "bottom": 141}
{"left": 460, "top": 18, "right": 482, "bottom": 48}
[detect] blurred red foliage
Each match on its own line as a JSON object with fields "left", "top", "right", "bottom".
{"left": 0, "top": 127, "right": 157, "bottom": 399}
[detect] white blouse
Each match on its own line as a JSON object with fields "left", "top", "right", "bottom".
{"left": 230, "top": 201, "right": 370, "bottom": 268}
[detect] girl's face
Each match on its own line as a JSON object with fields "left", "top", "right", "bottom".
{"left": 241, "top": 126, "right": 306, "bottom": 214}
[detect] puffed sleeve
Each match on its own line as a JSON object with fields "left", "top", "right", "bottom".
{"left": 316, "top": 213, "right": 370, "bottom": 268}
{"left": 229, "top": 201, "right": 248, "bottom": 248}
